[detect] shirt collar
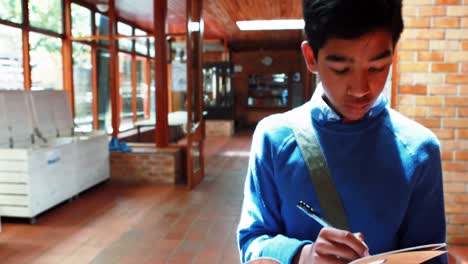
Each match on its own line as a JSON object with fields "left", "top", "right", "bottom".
{"left": 310, "top": 82, "right": 388, "bottom": 125}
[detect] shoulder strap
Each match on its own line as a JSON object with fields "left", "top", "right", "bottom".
{"left": 285, "top": 106, "right": 350, "bottom": 230}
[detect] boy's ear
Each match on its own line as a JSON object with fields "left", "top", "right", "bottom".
{"left": 301, "top": 41, "right": 318, "bottom": 73}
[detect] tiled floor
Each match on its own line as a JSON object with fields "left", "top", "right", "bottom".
{"left": 0, "top": 134, "right": 251, "bottom": 264}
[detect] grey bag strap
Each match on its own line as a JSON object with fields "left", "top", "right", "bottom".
{"left": 285, "top": 106, "right": 350, "bottom": 230}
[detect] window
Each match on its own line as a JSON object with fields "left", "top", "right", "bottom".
{"left": 0, "top": 24, "right": 23, "bottom": 90}
{"left": 135, "top": 57, "right": 148, "bottom": 119}
{"left": 149, "top": 37, "right": 155, "bottom": 58}
{"left": 29, "top": 32, "right": 63, "bottom": 90}
{"left": 150, "top": 60, "right": 155, "bottom": 118}
{"left": 119, "top": 52, "right": 133, "bottom": 131}
{"left": 0, "top": 0, "right": 22, "bottom": 23}
{"left": 96, "top": 49, "right": 112, "bottom": 132}
{"left": 117, "top": 22, "right": 133, "bottom": 52}
{"left": 95, "top": 13, "right": 109, "bottom": 46}
{"left": 72, "top": 42, "right": 93, "bottom": 132}
{"left": 71, "top": 3, "right": 92, "bottom": 38}
{"left": 29, "top": 0, "right": 62, "bottom": 33}
{"left": 135, "top": 29, "right": 148, "bottom": 55}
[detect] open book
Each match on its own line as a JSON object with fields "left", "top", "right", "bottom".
{"left": 349, "top": 243, "right": 447, "bottom": 264}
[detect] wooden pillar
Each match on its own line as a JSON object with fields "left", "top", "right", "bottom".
{"left": 109, "top": 0, "right": 120, "bottom": 137}
{"left": 63, "top": 0, "right": 75, "bottom": 117}
{"left": 154, "top": 0, "right": 169, "bottom": 147}
{"left": 22, "top": 0, "right": 31, "bottom": 90}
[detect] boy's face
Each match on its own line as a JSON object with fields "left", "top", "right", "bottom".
{"left": 302, "top": 31, "right": 394, "bottom": 123}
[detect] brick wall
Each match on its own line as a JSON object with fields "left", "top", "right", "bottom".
{"left": 396, "top": 0, "right": 468, "bottom": 244}
{"left": 110, "top": 144, "right": 185, "bottom": 185}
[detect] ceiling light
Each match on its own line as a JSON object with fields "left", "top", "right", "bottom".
{"left": 96, "top": 3, "right": 109, "bottom": 13}
{"left": 236, "top": 19, "right": 304, "bottom": 31}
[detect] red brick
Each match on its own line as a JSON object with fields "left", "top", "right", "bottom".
{"left": 428, "top": 85, "right": 458, "bottom": 95}
{"left": 396, "top": 95, "right": 415, "bottom": 105}
{"left": 444, "top": 182, "right": 466, "bottom": 192}
{"left": 400, "top": 40, "right": 430, "bottom": 51}
{"left": 446, "top": 97, "right": 468, "bottom": 107}
{"left": 446, "top": 204, "right": 468, "bottom": 213}
{"left": 459, "top": 108, "right": 468, "bottom": 117}
{"left": 463, "top": 18, "right": 468, "bottom": 27}
{"left": 447, "top": 29, "right": 468, "bottom": 40}
{"left": 419, "top": 6, "right": 446, "bottom": 16}
{"left": 444, "top": 118, "right": 468, "bottom": 128}
{"left": 447, "top": 236, "right": 468, "bottom": 244}
{"left": 446, "top": 52, "right": 468, "bottom": 62}
{"left": 399, "top": 85, "right": 427, "bottom": 94}
{"left": 403, "top": 6, "right": 418, "bottom": 16}
{"left": 404, "top": 0, "right": 433, "bottom": 4}
{"left": 432, "top": 63, "right": 459, "bottom": 72}
{"left": 397, "top": 51, "right": 415, "bottom": 61}
{"left": 434, "top": 17, "right": 460, "bottom": 28}
{"left": 398, "top": 106, "right": 428, "bottom": 117}
{"left": 433, "top": 129, "right": 455, "bottom": 139}
{"left": 453, "top": 194, "right": 468, "bottom": 203}
{"left": 462, "top": 63, "right": 468, "bottom": 73}
{"left": 430, "top": 40, "right": 460, "bottom": 50}
{"left": 459, "top": 130, "right": 468, "bottom": 139}
{"left": 447, "top": 75, "right": 468, "bottom": 84}
{"left": 442, "top": 151, "right": 454, "bottom": 160}
{"left": 435, "top": 0, "right": 461, "bottom": 3}
{"left": 447, "top": 225, "right": 465, "bottom": 235}
{"left": 415, "top": 96, "right": 444, "bottom": 106}
{"left": 399, "top": 63, "right": 429, "bottom": 73}
{"left": 417, "top": 51, "right": 444, "bottom": 61}
{"left": 456, "top": 151, "right": 468, "bottom": 161}
{"left": 428, "top": 107, "right": 456, "bottom": 117}
{"left": 447, "top": 6, "right": 468, "bottom": 16}
{"left": 415, "top": 118, "right": 441, "bottom": 128}
{"left": 404, "top": 17, "right": 431, "bottom": 28}
{"left": 460, "top": 86, "right": 468, "bottom": 95}
{"left": 444, "top": 172, "right": 468, "bottom": 181}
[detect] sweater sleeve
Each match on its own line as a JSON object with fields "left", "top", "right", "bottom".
{"left": 237, "top": 119, "right": 311, "bottom": 264}
{"left": 398, "top": 137, "right": 448, "bottom": 264}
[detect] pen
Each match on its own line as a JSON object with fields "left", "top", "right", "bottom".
{"left": 296, "top": 200, "right": 332, "bottom": 228}
{"left": 297, "top": 201, "right": 353, "bottom": 262}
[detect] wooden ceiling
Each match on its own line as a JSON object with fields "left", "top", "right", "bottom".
{"left": 79, "top": 0, "right": 304, "bottom": 51}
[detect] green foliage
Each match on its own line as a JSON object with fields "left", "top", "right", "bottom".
{"left": 29, "top": 0, "right": 62, "bottom": 33}
{"left": 0, "top": 0, "right": 22, "bottom": 23}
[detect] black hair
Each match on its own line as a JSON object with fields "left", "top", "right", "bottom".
{"left": 303, "top": 0, "right": 404, "bottom": 56}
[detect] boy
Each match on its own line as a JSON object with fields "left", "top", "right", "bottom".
{"left": 237, "top": 0, "right": 447, "bottom": 263}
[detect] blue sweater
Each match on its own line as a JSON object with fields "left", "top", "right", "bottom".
{"left": 237, "top": 90, "right": 447, "bottom": 264}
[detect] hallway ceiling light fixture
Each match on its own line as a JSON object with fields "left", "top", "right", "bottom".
{"left": 96, "top": 3, "right": 109, "bottom": 13}
{"left": 236, "top": 19, "right": 304, "bottom": 31}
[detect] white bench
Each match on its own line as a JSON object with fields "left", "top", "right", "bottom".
{"left": 0, "top": 90, "right": 109, "bottom": 222}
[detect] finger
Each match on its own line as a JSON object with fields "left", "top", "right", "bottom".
{"left": 320, "top": 228, "right": 369, "bottom": 257}
{"left": 314, "top": 238, "right": 362, "bottom": 261}
{"left": 354, "top": 232, "right": 365, "bottom": 241}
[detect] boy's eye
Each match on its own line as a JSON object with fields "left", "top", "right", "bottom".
{"left": 369, "top": 66, "right": 385, "bottom": 73}
{"left": 333, "top": 68, "right": 350, "bottom": 75}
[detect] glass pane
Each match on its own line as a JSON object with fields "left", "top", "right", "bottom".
{"left": 0, "top": 0, "right": 22, "bottom": 23}
{"left": 135, "top": 29, "right": 148, "bottom": 55}
{"left": 117, "top": 22, "right": 133, "bottom": 52}
{"left": 72, "top": 42, "right": 93, "bottom": 132}
{"left": 136, "top": 58, "right": 147, "bottom": 119}
{"left": 149, "top": 37, "right": 155, "bottom": 58}
{"left": 71, "top": 3, "right": 92, "bottom": 38}
{"left": 96, "top": 49, "right": 112, "bottom": 133}
{"left": 29, "top": 0, "right": 62, "bottom": 33}
{"left": 95, "top": 13, "right": 109, "bottom": 46}
{"left": 119, "top": 52, "right": 133, "bottom": 131}
{"left": 0, "top": 24, "right": 23, "bottom": 90}
{"left": 29, "top": 32, "right": 63, "bottom": 90}
{"left": 247, "top": 73, "right": 289, "bottom": 107}
{"left": 150, "top": 60, "right": 155, "bottom": 118}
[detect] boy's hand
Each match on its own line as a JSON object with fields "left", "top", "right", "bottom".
{"left": 293, "top": 227, "right": 369, "bottom": 264}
